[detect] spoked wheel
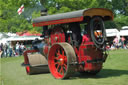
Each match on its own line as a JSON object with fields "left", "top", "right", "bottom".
{"left": 48, "top": 43, "right": 77, "bottom": 79}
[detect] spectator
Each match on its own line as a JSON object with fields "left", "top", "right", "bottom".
{"left": 110, "top": 44, "right": 116, "bottom": 50}
{"left": 0, "top": 50, "right": 2, "bottom": 58}
{"left": 0, "top": 43, "right": 4, "bottom": 58}
{"left": 16, "top": 42, "right": 20, "bottom": 56}
{"left": 4, "top": 43, "right": 8, "bottom": 57}
{"left": 126, "top": 44, "right": 128, "bottom": 49}
{"left": 106, "top": 43, "right": 110, "bottom": 50}
{"left": 0, "top": 44, "right": 3, "bottom": 58}
{"left": 9, "top": 44, "right": 13, "bottom": 57}
{"left": 120, "top": 36, "right": 125, "bottom": 48}
{"left": 20, "top": 43, "right": 25, "bottom": 55}
{"left": 113, "top": 36, "right": 119, "bottom": 49}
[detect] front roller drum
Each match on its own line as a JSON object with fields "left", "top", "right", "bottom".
{"left": 26, "top": 64, "right": 48, "bottom": 75}
{"left": 24, "top": 50, "right": 49, "bottom": 75}
{"left": 48, "top": 43, "right": 77, "bottom": 79}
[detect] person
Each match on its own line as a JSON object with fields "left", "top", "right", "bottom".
{"left": 16, "top": 42, "right": 20, "bottom": 56}
{"left": 82, "top": 24, "right": 91, "bottom": 43}
{"left": 120, "top": 36, "right": 125, "bottom": 48}
{"left": 4, "top": 43, "right": 8, "bottom": 57}
{"left": 19, "top": 43, "right": 22, "bottom": 56}
{"left": 82, "top": 31, "right": 90, "bottom": 43}
{"left": 126, "top": 44, "right": 128, "bottom": 49}
{"left": 32, "top": 38, "right": 40, "bottom": 50}
{"left": 0, "top": 43, "right": 4, "bottom": 58}
{"left": 69, "top": 22, "right": 82, "bottom": 47}
{"left": 20, "top": 43, "right": 25, "bottom": 55}
{"left": 106, "top": 43, "right": 110, "bottom": 50}
{"left": 9, "top": 44, "right": 13, "bottom": 57}
{"left": 0, "top": 44, "right": 3, "bottom": 58}
{"left": 0, "top": 49, "right": 2, "bottom": 58}
{"left": 110, "top": 44, "right": 116, "bottom": 50}
{"left": 113, "top": 36, "right": 119, "bottom": 49}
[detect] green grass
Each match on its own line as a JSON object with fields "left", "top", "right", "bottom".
{"left": 0, "top": 57, "right": 1, "bottom": 85}
{"left": 1, "top": 50, "right": 128, "bottom": 85}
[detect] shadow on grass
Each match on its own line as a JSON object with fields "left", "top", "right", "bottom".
{"left": 69, "top": 69, "right": 128, "bottom": 80}
{"left": 23, "top": 68, "right": 128, "bottom": 80}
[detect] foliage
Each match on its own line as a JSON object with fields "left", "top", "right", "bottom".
{"left": 114, "top": 14, "right": 128, "bottom": 29}
{"left": 40, "top": 0, "right": 128, "bottom": 29}
{"left": 0, "top": 0, "right": 128, "bottom": 32}
{"left": 111, "top": 0, "right": 128, "bottom": 16}
{"left": 0, "top": 0, "right": 40, "bottom": 32}
{"left": 40, "top": 0, "right": 99, "bottom": 14}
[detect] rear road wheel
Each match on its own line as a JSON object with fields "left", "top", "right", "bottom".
{"left": 48, "top": 43, "right": 77, "bottom": 79}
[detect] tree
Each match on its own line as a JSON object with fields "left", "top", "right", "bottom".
{"left": 40, "top": 0, "right": 99, "bottom": 14}
{"left": 0, "top": 0, "right": 40, "bottom": 32}
{"left": 114, "top": 14, "right": 128, "bottom": 29}
{"left": 111, "top": 0, "right": 128, "bottom": 16}
{"left": 0, "top": 0, "right": 128, "bottom": 32}
{"left": 110, "top": 0, "right": 128, "bottom": 29}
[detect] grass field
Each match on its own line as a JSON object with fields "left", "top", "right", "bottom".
{"left": 1, "top": 50, "right": 128, "bottom": 85}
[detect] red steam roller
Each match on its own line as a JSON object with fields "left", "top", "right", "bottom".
{"left": 22, "top": 8, "right": 113, "bottom": 79}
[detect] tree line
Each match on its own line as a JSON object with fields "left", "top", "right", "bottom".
{"left": 0, "top": 0, "right": 128, "bottom": 33}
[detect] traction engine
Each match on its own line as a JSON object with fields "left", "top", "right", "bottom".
{"left": 23, "top": 8, "right": 114, "bottom": 79}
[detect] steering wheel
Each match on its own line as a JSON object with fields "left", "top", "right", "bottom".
{"left": 90, "top": 17, "right": 106, "bottom": 49}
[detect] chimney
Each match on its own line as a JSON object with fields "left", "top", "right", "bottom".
{"left": 40, "top": 9, "right": 47, "bottom": 16}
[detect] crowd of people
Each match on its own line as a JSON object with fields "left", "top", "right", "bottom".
{"left": 106, "top": 36, "right": 128, "bottom": 50}
{"left": 0, "top": 42, "right": 26, "bottom": 58}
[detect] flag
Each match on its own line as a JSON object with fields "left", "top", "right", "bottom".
{"left": 17, "top": 4, "right": 24, "bottom": 15}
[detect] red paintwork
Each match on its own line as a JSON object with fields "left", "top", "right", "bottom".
{"left": 17, "top": 31, "right": 41, "bottom": 36}
{"left": 23, "top": 50, "right": 39, "bottom": 74}
{"left": 82, "top": 34, "right": 90, "bottom": 43}
{"left": 23, "top": 26, "right": 104, "bottom": 77}
{"left": 26, "top": 66, "right": 30, "bottom": 74}
{"left": 78, "top": 44, "right": 103, "bottom": 71}
{"left": 49, "top": 31, "right": 103, "bottom": 73}
{"left": 76, "top": 35, "right": 103, "bottom": 72}
{"left": 33, "top": 16, "right": 83, "bottom": 27}
{"left": 48, "top": 44, "right": 67, "bottom": 79}
{"left": 50, "top": 27, "right": 65, "bottom": 45}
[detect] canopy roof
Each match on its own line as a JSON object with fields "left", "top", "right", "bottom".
{"left": 0, "top": 33, "right": 9, "bottom": 39}
{"left": 122, "top": 26, "right": 128, "bottom": 30}
{"left": 119, "top": 30, "right": 128, "bottom": 36}
{"left": 33, "top": 8, "right": 113, "bottom": 27}
{"left": 7, "top": 36, "right": 43, "bottom": 41}
{"left": 106, "top": 29, "right": 119, "bottom": 37}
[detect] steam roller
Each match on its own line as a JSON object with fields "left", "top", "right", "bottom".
{"left": 22, "top": 8, "right": 114, "bottom": 79}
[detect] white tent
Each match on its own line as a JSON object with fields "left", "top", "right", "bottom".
{"left": 0, "top": 33, "right": 9, "bottom": 39}
{"left": 7, "top": 36, "right": 43, "bottom": 41}
{"left": 119, "top": 30, "right": 128, "bottom": 36}
{"left": 122, "top": 26, "right": 128, "bottom": 30}
{"left": 0, "top": 38, "right": 8, "bottom": 45}
{"left": 0, "top": 33, "right": 9, "bottom": 44}
{"left": 105, "top": 29, "right": 120, "bottom": 42}
{"left": 106, "top": 29, "right": 120, "bottom": 37}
